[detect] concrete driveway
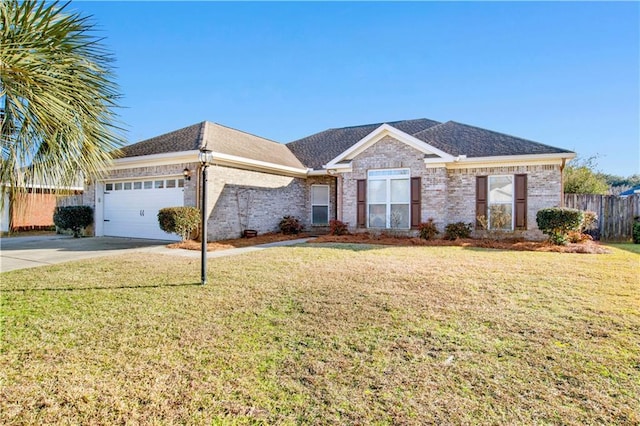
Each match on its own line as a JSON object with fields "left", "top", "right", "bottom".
{"left": 0, "top": 235, "right": 175, "bottom": 272}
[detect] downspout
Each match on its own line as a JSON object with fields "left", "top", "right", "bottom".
{"left": 560, "top": 158, "right": 567, "bottom": 207}
{"left": 334, "top": 175, "right": 340, "bottom": 222}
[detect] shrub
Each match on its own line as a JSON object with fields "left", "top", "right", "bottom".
{"left": 581, "top": 210, "right": 598, "bottom": 232}
{"left": 633, "top": 217, "right": 640, "bottom": 244}
{"left": 329, "top": 219, "right": 349, "bottom": 236}
{"left": 567, "top": 231, "right": 593, "bottom": 244}
{"left": 536, "top": 208, "right": 584, "bottom": 245}
{"left": 158, "top": 207, "right": 200, "bottom": 241}
{"left": 279, "top": 215, "right": 303, "bottom": 235}
{"left": 418, "top": 219, "right": 439, "bottom": 240}
{"left": 53, "top": 205, "right": 93, "bottom": 238}
{"left": 444, "top": 222, "right": 472, "bottom": 240}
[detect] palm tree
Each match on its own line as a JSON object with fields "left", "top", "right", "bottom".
{"left": 0, "top": 0, "right": 124, "bottom": 207}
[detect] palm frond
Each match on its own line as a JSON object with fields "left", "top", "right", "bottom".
{"left": 0, "top": 0, "right": 125, "bottom": 212}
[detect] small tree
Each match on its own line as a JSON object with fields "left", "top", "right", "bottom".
{"left": 279, "top": 216, "right": 303, "bottom": 234}
{"left": 564, "top": 156, "right": 609, "bottom": 195}
{"left": 417, "top": 219, "right": 439, "bottom": 240}
{"left": 444, "top": 222, "right": 472, "bottom": 240}
{"left": 53, "top": 206, "right": 93, "bottom": 237}
{"left": 158, "top": 207, "right": 200, "bottom": 241}
{"left": 536, "top": 208, "right": 584, "bottom": 245}
{"left": 329, "top": 220, "right": 349, "bottom": 236}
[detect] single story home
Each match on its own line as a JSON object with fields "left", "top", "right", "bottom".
{"left": 619, "top": 185, "right": 640, "bottom": 197}
{"left": 85, "top": 118, "right": 575, "bottom": 241}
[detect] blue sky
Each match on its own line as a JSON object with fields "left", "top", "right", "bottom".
{"left": 73, "top": 1, "right": 639, "bottom": 177}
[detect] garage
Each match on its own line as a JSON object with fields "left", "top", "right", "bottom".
{"left": 103, "top": 177, "right": 185, "bottom": 240}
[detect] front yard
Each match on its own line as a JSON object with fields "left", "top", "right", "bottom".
{"left": 1, "top": 243, "right": 638, "bottom": 424}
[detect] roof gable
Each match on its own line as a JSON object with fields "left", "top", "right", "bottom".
{"left": 118, "top": 121, "right": 305, "bottom": 172}
{"left": 325, "top": 124, "right": 455, "bottom": 168}
{"left": 286, "top": 118, "right": 441, "bottom": 170}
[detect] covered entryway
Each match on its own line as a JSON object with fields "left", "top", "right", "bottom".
{"left": 103, "top": 177, "right": 185, "bottom": 240}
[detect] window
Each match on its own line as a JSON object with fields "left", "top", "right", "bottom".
{"left": 105, "top": 183, "right": 113, "bottom": 191}
{"left": 154, "top": 180, "right": 164, "bottom": 189}
{"left": 123, "top": 182, "right": 132, "bottom": 190}
{"left": 367, "top": 169, "right": 410, "bottom": 229}
{"left": 114, "top": 182, "right": 122, "bottom": 191}
{"left": 177, "top": 179, "right": 185, "bottom": 188}
{"left": 488, "top": 175, "right": 513, "bottom": 230}
{"left": 133, "top": 181, "right": 142, "bottom": 190}
{"left": 311, "top": 185, "right": 329, "bottom": 225}
{"left": 166, "top": 179, "right": 176, "bottom": 188}
{"left": 144, "top": 181, "right": 153, "bottom": 189}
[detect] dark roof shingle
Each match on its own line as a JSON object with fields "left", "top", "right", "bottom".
{"left": 120, "top": 122, "right": 204, "bottom": 157}
{"left": 286, "top": 118, "right": 441, "bottom": 169}
{"left": 413, "top": 121, "right": 573, "bottom": 158}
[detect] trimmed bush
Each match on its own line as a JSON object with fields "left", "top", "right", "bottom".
{"left": 536, "top": 208, "right": 584, "bottom": 245}
{"left": 329, "top": 219, "right": 349, "bottom": 236}
{"left": 418, "top": 219, "right": 439, "bottom": 240}
{"left": 158, "top": 207, "right": 200, "bottom": 241}
{"left": 444, "top": 222, "right": 472, "bottom": 240}
{"left": 53, "top": 205, "right": 93, "bottom": 238}
{"left": 633, "top": 218, "right": 640, "bottom": 244}
{"left": 279, "top": 215, "right": 303, "bottom": 235}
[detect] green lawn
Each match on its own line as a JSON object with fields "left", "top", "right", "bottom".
{"left": 1, "top": 243, "right": 638, "bottom": 424}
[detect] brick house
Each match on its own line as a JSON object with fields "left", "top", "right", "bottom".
{"left": 87, "top": 118, "right": 575, "bottom": 241}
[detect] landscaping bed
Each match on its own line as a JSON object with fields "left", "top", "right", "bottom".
{"left": 169, "top": 231, "right": 610, "bottom": 254}
{"left": 168, "top": 232, "right": 312, "bottom": 251}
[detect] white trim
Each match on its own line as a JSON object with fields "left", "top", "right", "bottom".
{"left": 110, "top": 150, "right": 307, "bottom": 177}
{"left": 446, "top": 153, "right": 576, "bottom": 170}
{"left": 310, "top": 184, "right": 330, "bottom": 226}
{"left": 366, "top": 168, "right": 411, "bottom": 229}
{"left": 211, "top": 152, "right": 308, "bottom": 177}
{"left": 324, "top": 124, "right": 455, "bottom": 169}
{"left": 111, "top": 151, "right": 199, "bottom": 170}
{"left": 307, "top": 169, "right": 330, "bottom": 176}
{"left": 103, "top": 174, "right": 184, "bottom": 183}
{"left": 94, "top": 181, "right": 104, "bottom": 236}
{"left": 487, "top": 175, "right": 515, "bottom": 231}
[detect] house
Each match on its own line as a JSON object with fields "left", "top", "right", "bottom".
{"left": 1, "top": 183, "right": 83, "bottom": 233}
{"left": 619, "top": 185, "right": 640, "bottom": 197}
{"left": 86, "top": 118, "right": 575, "bottom": 241}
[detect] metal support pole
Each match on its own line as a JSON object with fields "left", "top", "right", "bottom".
{"left": 201, "top": 164, "right": 208, "bottom": 285}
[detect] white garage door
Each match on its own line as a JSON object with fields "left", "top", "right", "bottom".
{"left": 103, "top": 178, "right": 185, "bottom": 240}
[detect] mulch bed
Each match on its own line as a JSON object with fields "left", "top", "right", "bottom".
{"left": 168, "top": 232, "right": 610, "bottom": 254}
{"left": 167, "top": 233, "right": 312, "bottom": 252}
{"left": 310, "top": 234, "right": 611, "bottom": 254}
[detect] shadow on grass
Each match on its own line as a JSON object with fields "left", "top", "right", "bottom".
{"left": 2, "top": 282, "right": 202, "bottom": 293}
{"left": 606, "top": 243, "right": 640, "bottom": 255}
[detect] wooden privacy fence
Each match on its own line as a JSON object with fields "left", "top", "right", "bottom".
{"left": 564, "top": 194, "right": 639, "bottom": 242}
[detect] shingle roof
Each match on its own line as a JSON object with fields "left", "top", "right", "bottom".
{"left": 120, "top": 121, "right": 305, "bottom": 170}
{"left": 120, "top": 122, "right": 203, "bottom": 157}
{"left": 121, "top": 118, "right": 573, "bottom": 173}
{"left": 286, "top": 118, "right": 441, "bottom": 169}
{"left": 287, "top": 118, "right": 573, "bottom": 169}
{"left": 413, "top": 121, "right": 574, "bottom": 158}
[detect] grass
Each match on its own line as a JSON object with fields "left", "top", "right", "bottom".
{"left": 1, "top": 243, "right": 638, "bottom": 424}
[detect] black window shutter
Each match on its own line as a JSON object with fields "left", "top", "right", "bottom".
{"left": 410, "top": 177, "right": 421, "bottom": 229}
{"left": 476, "top": 176, "right": 488, "bottom": 229}
{"left": 356, "top": 179, "right": 366, "bottom": 228}
{"left": 514, "top": 174, "right": 527, "bottom": 230}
